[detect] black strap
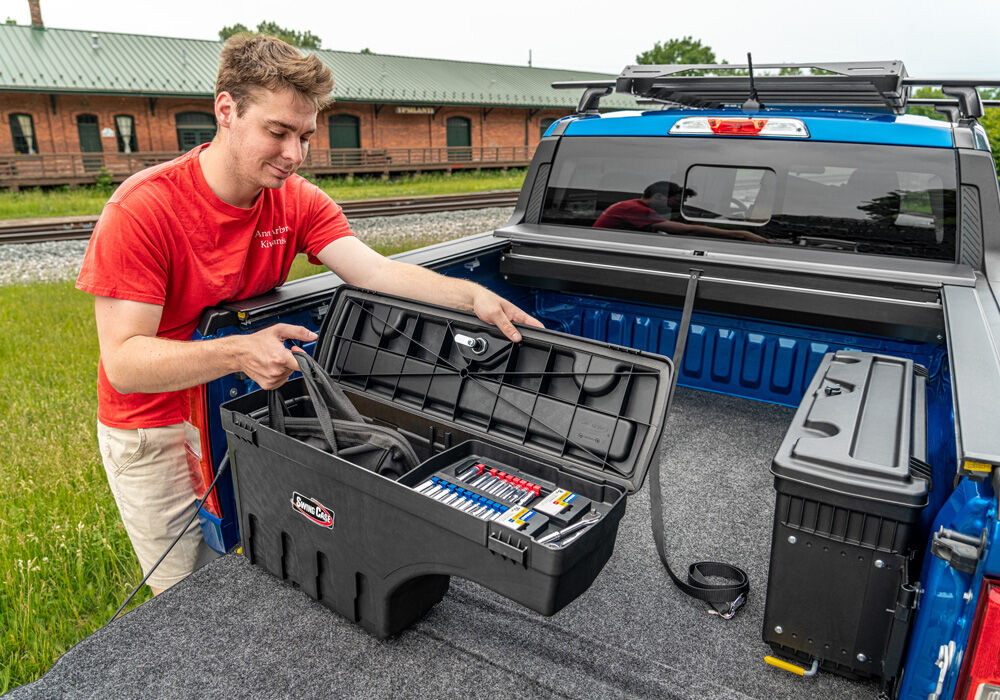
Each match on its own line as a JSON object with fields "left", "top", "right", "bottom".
{"left": 649, "top": 269, "right": 750, "bottom": 619}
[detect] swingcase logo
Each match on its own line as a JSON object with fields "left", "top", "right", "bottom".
{"left": 290, "top": 492, "right": 334, "bottom": 529}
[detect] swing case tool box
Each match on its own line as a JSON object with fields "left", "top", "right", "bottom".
{"left": 763, "top": 350, "right": 931, "bottom": 684}
{"left": 220, "top": 287, "right": 673, "bottom": 638}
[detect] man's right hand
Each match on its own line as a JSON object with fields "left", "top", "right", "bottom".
{"left": 233, "top": 323, "right": 318, "bottom": 389}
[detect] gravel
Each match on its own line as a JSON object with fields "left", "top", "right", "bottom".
{"left": 0, "top": 207, "right": 514, "bottom": 288}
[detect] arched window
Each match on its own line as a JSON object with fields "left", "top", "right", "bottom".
{"left": 329, "top": 114, "right": 361, "bottom": 166}
{"left": 9, "top": 113, "right": 37, "bottom": 154}
{"left": 540, "top": 118, "right": 557, "bottom": 138}
{"left": 115, "top": 115, "right": 138, "bottom": 153}
{"left": 175, "top": 111, "right": 216, "bottom": 150}
{"left": 76, "top": 114, "right": 102, "bottom": 171}
{"left": 446, "top": 116, "right": 471, "bottom": 161}
{"left": 329, "top": 114, "right": 360, "bottom": 149}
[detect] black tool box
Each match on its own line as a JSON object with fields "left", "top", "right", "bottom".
{"left": 763, "top": 350, "right": 931, "bottom": 686}
{"left": 221, "top": 287, "right": 673, "bottom": 638}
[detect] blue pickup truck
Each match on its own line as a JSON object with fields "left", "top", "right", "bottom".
{"left": 186, "top": 62, "right": 1000, "bottom": 699}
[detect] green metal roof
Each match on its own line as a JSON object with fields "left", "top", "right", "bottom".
{"left": 0, "top": 24, "right": 637, "bottom": 109}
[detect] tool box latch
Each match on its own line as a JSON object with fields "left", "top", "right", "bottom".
{"left": 488, "top": 531, "right": 528, "bottom": 567}
{"left": 229, "top": 415, "right": 257, "bottom": 445}
{"left": 931, "top": 526, "right": 987, "bottom": 575}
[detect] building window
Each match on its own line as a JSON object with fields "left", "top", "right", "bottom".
{"left": 9, "top": 113, "right": 38, "bottom": 154}
{"left": 76, "top": 114, "right": 103, "bottom": 172}
{"left": 540, "top": 118, "right": 556, "bottom": 138}
{"left": 329, "top": 114, "right": 361, "bottom": 166}
{"left": 446, "top": 117, "right": 471, "bottom": 161}
{"left": 175, "top": 111, "right": 216, "bottom": 150}
{"left": 115, "top": 115, "right": 138, "bottom": 153}
{"left": 329, "top": 114, "right": 360, "bottom": 149}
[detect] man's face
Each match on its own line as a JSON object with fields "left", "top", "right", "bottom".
{"left": 221, "top": 87, "right": 317, "bottom": 192}
{"left": 649, "top": 192, "right": 672, "bottom": 213}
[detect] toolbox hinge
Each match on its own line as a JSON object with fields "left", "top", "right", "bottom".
{"left": 229, "top": 415, "right": 258, "bottom": 445}
{"left": 931, "top": 526, "right": 987, "bottom": 575}
{"left": 488, "top": 531, "right": 528, "bottom": 567}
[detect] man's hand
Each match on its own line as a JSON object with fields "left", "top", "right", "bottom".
{"left": 471, "top": 288, "right": 545, "bottom": 342}
{"left": 232, "top": 324, "right": 317, "bottom": 389}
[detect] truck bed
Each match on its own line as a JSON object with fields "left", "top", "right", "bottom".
{"left": 8, "top": 388, "right": 876, "bottom": 699}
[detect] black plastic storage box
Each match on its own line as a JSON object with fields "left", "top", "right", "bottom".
{"left": 763, "top": 350, "right": 931, "bottom": 686}
{"left": 221, "top": 287, "right": 672, "bottom": 638}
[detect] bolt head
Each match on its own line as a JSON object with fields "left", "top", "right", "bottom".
{"left": 856, "top": 653, "right": 868, "bottom": 663}
{"left": 787, "top": 535, "right": 797, "bottom": 545}
{"left": 774, "top": 626, "right": 783, "bottom": 634}
{"left": 229, "top": 387, "right": 238, "bottom": 397}
{"left": 874, "top": 559, "right": 885, "bottom": 568}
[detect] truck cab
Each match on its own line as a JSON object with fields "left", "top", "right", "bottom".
{"left": 190, "top": 61, "right": 1000, "bottom": 699}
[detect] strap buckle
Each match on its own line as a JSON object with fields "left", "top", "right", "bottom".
{"left": 707, "top": 593, "right": 745, "bottom": 620}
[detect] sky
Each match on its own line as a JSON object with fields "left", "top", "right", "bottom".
{"left": 9, "top": 0, "right": 1000, "bottom": 79}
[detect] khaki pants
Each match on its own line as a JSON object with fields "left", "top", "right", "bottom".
{"left": 98, "top": 420, "right": 217, "bottom": 590}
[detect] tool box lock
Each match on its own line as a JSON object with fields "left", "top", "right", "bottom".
{"left": 488, "top": 530, "right": 528, "bottom": 566}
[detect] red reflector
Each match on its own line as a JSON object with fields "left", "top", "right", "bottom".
{"left": 185, "top": 385, "right": 221, "bottom": 517}
{"left": 708, "top": 118, "right": 768, "bottom": 135}
{"left": 957, "top": 578, "right": 1000, "bottom": 700}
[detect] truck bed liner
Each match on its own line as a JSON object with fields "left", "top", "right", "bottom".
{"left": 8, "top": 389, "right": 877, "bottom": 699}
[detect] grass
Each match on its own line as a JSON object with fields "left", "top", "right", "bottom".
{"left": 0, "top": 237, "right": 444, "bottom": 692}
{"left": 0, "top": 281, "right": 148, "bottom": 692}
{"left": 0, "top": 169, "right": 527, "bottom": 221}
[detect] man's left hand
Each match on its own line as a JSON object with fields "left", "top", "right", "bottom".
{"left": 471, "top": 288, "right": 544, "bottom": 342}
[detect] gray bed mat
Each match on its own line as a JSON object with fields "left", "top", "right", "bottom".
{"left": 7, "top": 388, "right": 877, "bottom": 699}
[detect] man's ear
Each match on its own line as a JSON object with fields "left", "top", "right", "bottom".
{"left": 215, "top": 91, "right": 236, "bottom": 129}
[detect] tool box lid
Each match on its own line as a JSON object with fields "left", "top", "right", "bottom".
{"left": 312, "top": 287, "right": 674, "bottom": 494}
{"left": 771, "top": 351, "right": 929, "bottom": 508}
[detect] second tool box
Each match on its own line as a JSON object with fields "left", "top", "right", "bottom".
{"left": 763, "top": 350, "right": 931, "bottom": 687}
{"left": 221, "top": 287, "right": 673, "bottom": 638}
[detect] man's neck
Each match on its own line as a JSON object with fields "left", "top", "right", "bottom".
{"left": 198, "top": 142, "right": 261, "bottom": 209}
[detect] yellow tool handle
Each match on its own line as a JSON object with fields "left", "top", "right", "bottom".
{"left": 765, "top": 656, "right": 807, "bottom": 676}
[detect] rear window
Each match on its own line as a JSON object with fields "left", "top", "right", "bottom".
{"left": 541, "top": 137, "right": 958, "bottom": 261}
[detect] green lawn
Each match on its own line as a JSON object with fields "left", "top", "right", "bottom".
{"left": 0, "top": 245, "right": 417, "bottom": 692}
{"left": 0, "top": 169, "right": 526, "bottom": 220}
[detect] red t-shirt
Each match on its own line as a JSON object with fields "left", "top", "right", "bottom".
{"left": 76, "top": 145, "right": 354, "bottom": 429}
{"left": 592, "top": 198, "right": 666, "bottom": 231}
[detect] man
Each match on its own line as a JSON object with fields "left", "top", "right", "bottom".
{"left": 76, "top": 34, "right": 542, "bottom": 595}
{"left": 593, "top": 180, "right": 769, "bottom": 243}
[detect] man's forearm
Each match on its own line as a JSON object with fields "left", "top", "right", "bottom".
{"left": 364, "top": 259, "right": 482, "bottom": 311}
{"left": 104, "top": 334, "right": 241, "bottom": 394}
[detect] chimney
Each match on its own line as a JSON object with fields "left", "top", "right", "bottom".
{"left": 28, "top": 0, "right": 43, "bottom": 29}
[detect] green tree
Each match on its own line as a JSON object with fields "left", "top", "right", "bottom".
{"left": 636, "top": 36, "right": 717, "bottom": 65}
{"left": 219, "top": 21, "right": 322, "bottom": 49}
{"left": 359, "top": 48, "right": 373, "bottom": 55}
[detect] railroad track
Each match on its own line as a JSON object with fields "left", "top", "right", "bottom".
{"left": 0, "top": 190, "right": 520, "bottom": 245}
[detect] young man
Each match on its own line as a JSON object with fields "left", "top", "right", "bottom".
{"left": 76, "top": 34, "right": 542, "bottom": 595}
{"left": 593, "top": 180, "right": 769, "bottom": 243}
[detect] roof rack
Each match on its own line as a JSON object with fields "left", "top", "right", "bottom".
{"left": 904, "top": 79, "right": 1000, "bottom": 120}
{"left": 614, "top": 61, "right": 911, "bottom": 113}
{"left": 553, "top": 66, "right": 1000, "bottom": 120}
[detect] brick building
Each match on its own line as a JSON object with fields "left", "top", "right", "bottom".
{"left": 0, "top": 4, "right": 636, "bottom": 185}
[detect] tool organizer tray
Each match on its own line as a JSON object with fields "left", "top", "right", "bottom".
{"left": 221, "top": 287, "right": 673, "bottom": 638}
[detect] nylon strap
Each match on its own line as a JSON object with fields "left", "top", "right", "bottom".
{"left": 649, "top": 269, "right": 750, "bottom": 618}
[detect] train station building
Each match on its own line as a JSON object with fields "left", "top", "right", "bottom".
{"left": 0, "top": 4, "right": 635, "bottom": 187}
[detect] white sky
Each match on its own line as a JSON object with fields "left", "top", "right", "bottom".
{"left": 9, "top": 0, "right": 1000, "bottom": 79}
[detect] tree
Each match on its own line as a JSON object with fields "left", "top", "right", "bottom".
{"left": 219, "top": 21, "right": 322, "bottom": 49}
{"left": 636, "top": 36, "right": 717, "bottom": 66}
